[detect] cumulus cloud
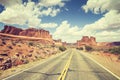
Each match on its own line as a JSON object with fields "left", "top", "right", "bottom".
{"left": 53, "top": 20, "right": 82, "bottom": 42}
{"left": 40, "top": 23, "right": 58, "bottom": 28}
{"left": 0, "top": 1, "right": 40, "bottom": 27}
{"left": 53, "top": 0, "right": 120, "bottom": 42}
{"left": 0, "top": 0, "right": 68, "bottom": 28}
{"left": 0, "top": 0, "right": 22, "bottom": 7}
{"left": 39, "top": 8, "right": 60, "bottom": 17}
{"left": 39, "top": 0, "right": 65, "bottom": 7}
{"left": 81, "top": 0, "right": 120, "bottom": 42}
{"left": 82, "top": 0, "right": 120, "bottom": 14}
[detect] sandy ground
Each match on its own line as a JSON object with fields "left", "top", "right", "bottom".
{"left": 81, "top": 51, "right": 120, "bottom": 77}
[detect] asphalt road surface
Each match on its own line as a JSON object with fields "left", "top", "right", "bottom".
{"left": 3, "top": 49, "right": 119, "bottom": 80}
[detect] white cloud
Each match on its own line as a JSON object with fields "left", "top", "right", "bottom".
{"left": 82, "top": 0, "right": 120, "bottom": 14}
{"left": 0, "top": 1, "right": 41, "bottom": 27}
{"left": 53, "top": 20, "right": 82, "bottom": 42}
{"left": 80, "top": 0, "right": 120, "bottom": 42}
{"left": 53, "top": 0, "right": 120, "bottom": 42}
{"left": 82, "top": 10, "right": 120, "bottom": 32}
{"left": 40, "top": 23, "right": 58, "bottom": 28}
{"left": 0, "top": 0, "right": 69, "bottom": 28}
{"left": 39, "top": 0, "right": 65, "bottom": 7}
{"left": 40, "top": 8, "right": 60, "bottom": 17}
{"left": 95, "top": 30, "right": 120, "bottom": 42}
{"left": 0, "top": 0, "right": 22, "bottom": 7}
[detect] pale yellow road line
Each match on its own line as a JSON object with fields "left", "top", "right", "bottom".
{"left": 57, "top": 51, "right": 73, "bottom": 80}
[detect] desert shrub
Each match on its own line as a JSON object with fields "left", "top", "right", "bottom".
{"left": 77, "top": 47, "right": 83, "bottom": 50}
{"left": 28, "top": 42, "right": 34, "bottom": 46}
{"left": 85, "top": 46, "right": 93, "bottom": 51}
{"left": 118, "top": 55, "right": 120, "bottom": 60}
{"left": 109, "top": 46, "right": 120, "bottom": 54}
{"left": 59, "top": 46, "right": 66, "bottom": 51}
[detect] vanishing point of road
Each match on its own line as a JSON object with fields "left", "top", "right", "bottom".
{"left": 3, "top": 49, "right": 119, "bottom": 80}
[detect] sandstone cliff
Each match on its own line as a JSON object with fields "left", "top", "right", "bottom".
{"left": 1, "top": 25, "right": 52, "bottom": 39}
{"left": 19, "top": 28, "right": 51, "bottom": 38}
{"left": 77, "top": 36, "right": 97, "bottom": 47}
{"left": 1, "top": 25, "right": 23, "bottom": 35}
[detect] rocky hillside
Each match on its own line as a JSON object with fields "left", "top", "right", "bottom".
{"left": 0, "top": 25, "right": 60, "bottom": 70}
{"left": 0, "top": 35, "right": 58, "bottom": 70}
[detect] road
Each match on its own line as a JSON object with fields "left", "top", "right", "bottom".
{"left": 3, "top": 49, "right": 119, "bottom": 80}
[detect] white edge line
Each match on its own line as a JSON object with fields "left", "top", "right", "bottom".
{"left": 3, "top": 51, "right": 68, "bottom": 80}
{"left": 81, "top": 52, "right": 120, "bottom": 80}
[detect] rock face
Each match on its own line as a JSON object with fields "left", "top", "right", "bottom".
{"left": 1, "top": 25, "right": 52, "bottom": 39}
{"left": 77, "top": 36, "right": 97, "bottom": 47}
{"left": 1, "top": 25, "right": 23, "bottom": 35}
{"left": 19, "top": 28, "right": 52, "bottom": 38}
{"left": 54, "top": 39, "right": 63, "bottom": 46}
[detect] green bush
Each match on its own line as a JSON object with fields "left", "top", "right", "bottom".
{"left": 109, "top": 46, "right": 120, "bottom": 54}
{"left": 85, "top": 46, "right": 93, "bottom": 51}
{"left": 59, "top": 46, "right": 66, "bottom": 51}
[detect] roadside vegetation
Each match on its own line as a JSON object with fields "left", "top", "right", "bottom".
{"left": 76, "top": 47, "right": 83, "bottom": 50}
{"left": 85, "top": 46, "right": 93, "bottom": 51}
{"left": 77, "top": 45, "right": 120, "bottom": 60}
{"left": 59, "top": 46, "right": 67, "bottom": 51}
{"left": 108, "top": 46, "right": 120, "bottom": 54}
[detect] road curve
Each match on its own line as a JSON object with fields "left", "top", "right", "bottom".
{"left": 3, "top": 49, "right": 119, "bottom": 80}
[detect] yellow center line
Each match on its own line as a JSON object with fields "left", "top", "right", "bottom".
{"left": 57, "top": 51, "right": 73, "bottom": 80}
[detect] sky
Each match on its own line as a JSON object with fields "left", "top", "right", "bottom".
{"left": 0, "top": 0, "right": 120, "bottom": 43}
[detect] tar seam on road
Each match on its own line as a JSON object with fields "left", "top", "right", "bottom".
{"left": 80, "top": 51, "right": 120, "bottom": 80}
{"left": 57, "top": 51, "right": 73, "bottom": 80}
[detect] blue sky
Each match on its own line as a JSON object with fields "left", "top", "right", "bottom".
{"left": 42, "top": 0, "right": 103, "bottom": 27}
{"left": 0, "top": 0, "right": 120, "bottom": 42}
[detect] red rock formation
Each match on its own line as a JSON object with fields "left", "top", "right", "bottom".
{"left": 1, "top": 25, "right": 23, "bottom": 35}
{"left": 77, "top": 36, "right": 97, "bottom": 47}
{"left": 62, "top": 42, "right": 67, "bottom": 46}
{"left": 90, "top": 36, "right": 96, "bottom": 45}
{"left": 1, "top": 25, "right": 52, "bottom": 39}
{"left": 54, "top": 39, "right": 63, "bottom": 46}
{"left": 19, "top": 28, "right": 52, "bottom": 39}
{"left": 81, "top": 36, "right": 89, "bottom": 42}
